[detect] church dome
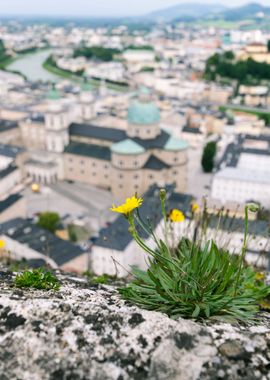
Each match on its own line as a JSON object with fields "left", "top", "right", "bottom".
{"left": 165, "top": 136, "right": 189, "bottom": 151}
{"left": 80, "top": 80, "right": 94, "bottom": 104}
{"left": 111, "top": 139, "right": 145, "bottom": 155}
{"left": 81, "top": 81, "right": 93, "bottom": 92}
{"left": 47, "top": 87, "right": 61, "bottom": 101}
{"left": 128, "top": 100, "right": 160, "bottom": 125}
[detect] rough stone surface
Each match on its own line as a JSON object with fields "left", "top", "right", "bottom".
{"left": 0, "top": 267, "right": 270, "bottom": 380}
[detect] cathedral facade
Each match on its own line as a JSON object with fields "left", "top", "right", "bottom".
{"left": 19, "top": 87, "right": 189, "bottom": 200}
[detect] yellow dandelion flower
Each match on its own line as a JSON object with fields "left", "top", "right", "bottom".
{"left": 169, "top": 209, "right": 185, "bottom": 223}
{"left": 192, "top": 203, "right": 200, "bottom": 213}
{"left": 259, "top": 300, "right": 270, "bottom": 310}
{"left": 255, "top": 272, "right": 265, "bottom": 281}
{"left": 0, "top": 239, "right": 6, "bottom": 249}
{"left": 110, "top": 195, "right": 143, "bottom": 216}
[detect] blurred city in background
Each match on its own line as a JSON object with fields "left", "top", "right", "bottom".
{"left": 0, "top": 1, "right": 270, "bottom": 275}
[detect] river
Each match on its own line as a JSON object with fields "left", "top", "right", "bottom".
{"left": 7, "top": 49, "right": 128, "bottom": 92}
{"left": 8, "top": 49, "right": 61, "bottom": 82}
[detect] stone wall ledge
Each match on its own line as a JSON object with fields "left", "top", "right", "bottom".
{"left": 0, "top": 266, "right": 270, "bottom": 380}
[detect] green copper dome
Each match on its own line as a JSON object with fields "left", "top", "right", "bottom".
{"left": 47, "top": 88, "right": 61, "bottom": 100}
{"left": 165, "top": 136, "right": 188, "bottom": 151}
{"left": 81, "top": 81, "right": 93, "bottom": 92}
{"left": 128, "top": 100, "right": 160, "bottom": 125}
{"left": 139, "top": 86, "right": 151, "bottom": 96}
{"left": 111, "top": 139, "right": 145, "bottom": 155}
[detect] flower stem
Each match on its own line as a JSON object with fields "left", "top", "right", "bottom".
{"left": 234, "top": 205, "right": 249, "bottom": 296}
{"left": 160, "top": 193, "right": 170, "bottom": 250}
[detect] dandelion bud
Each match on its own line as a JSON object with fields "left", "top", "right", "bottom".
{"left": 191, "top": 203, "right": 199, "bottom": 213}
{"left": 128, "top": 226, "right": 136, "bottom": 235}
{"left": 246, "top": 203, "right": 260, "bottom": 213}
{"left": 159, "top": 188, "right": 167, "bottom": 201}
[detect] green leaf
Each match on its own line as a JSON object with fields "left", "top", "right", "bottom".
{"left": 192, "top": 304, "right": 201, "bottom": 318}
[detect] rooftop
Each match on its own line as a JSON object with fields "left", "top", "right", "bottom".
{"left": 207, "top": 215, "right": 269, "bottom": 236}
{"left": 218, "top": 134, "right": 270, "bottom": 170}
{"left": 182, "top": 125, "right": 202, "bottom": 134}
{"left": 30, "top": 114, "right": 45, "bottom": 124}
{"left": 69, "top": 123, "right": 126, "bottom": 143}
{"left": 215, "top": 167, "right": 270, "bottom": 184}
{"left": 65, "top": 142, "right": 111, "bottom": 161}
{"left": 128, "top": 100, "right": 160, "bottom": 125}
{"left": 165, "top": 136, "right": 188, "bottom": 151}
{"left": 25, "top": 159, "right": 58, "bottom": 169}
{"left": 111, "top": 139, "right": 145, "bottom": 155}
{"left": 143, "top": 155, "right": 170, "bottom": 171}
{"left": 0, "top": 144, "right": 24, "bottom": 158}
{"left": 0, "top": 165, "right": 18, "bottom": 180}
{"left": 0, "top": 218, "right": 85, "bottom": 266}
{"left": 0, "top": 119, "right": 18, "bottom": 133}
{"left": 133, "top": 129, "right": 170, "bottom": 150}
{"left": 0, "top": 194, "right": 22, "bottom": 214}
{"left": 70, "top": 123, "right": 172, "bottom": 153}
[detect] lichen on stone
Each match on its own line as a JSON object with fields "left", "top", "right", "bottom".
{"left": 0, "top": 265, "right": 270, "bottom": 380}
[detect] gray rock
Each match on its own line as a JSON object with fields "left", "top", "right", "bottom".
{"left": 219, "top": 341, "right": 247, "bottom": 360}
{"left": 0, "top": 266, "right": 269, "bottom": 380}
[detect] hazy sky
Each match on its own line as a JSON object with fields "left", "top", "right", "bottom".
{"left": 2, "top": 0, "right": 270, "bottom": 17}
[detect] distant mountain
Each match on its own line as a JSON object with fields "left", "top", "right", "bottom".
{"left": 221, "top": 2, "right": 270, "bottom": 21}
{"left": 144, "top": 2, "right": 270, "bottom": 23}
{"left": 145, "top": 2, "right": 228, "bottom": 22}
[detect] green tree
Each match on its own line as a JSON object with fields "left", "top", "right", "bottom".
{"left": 0, "top": 39, "right": 5, "bottom": 54}
{"left": 259, "top": 113, "right": 270, "bottom": 126}
{"left": 125, "top": 45, "right": 153, "bottom": 51}
{"left": 201, "top": 142, "right": 217, "bottom": 173}
{"left": 204, "top": 51, "right": 270, "bottom": 84}
{"left": 37, "top": 212, "right": 60, "bottom": 234}
{"left": 267, "top": 40, "right": 270, "bottom": 52}
{"left": 73, "top": 46, "right": 120, "bottom": 62}
{"left": 223, "top": 51, "right": 234, "bottom": 60}
{"left": 68, "top": 225, "right": 78, "bottom": 242}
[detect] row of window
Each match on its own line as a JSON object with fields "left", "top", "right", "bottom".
{"left": 67, "top": 168, "right": 178, "bottom": 180}
{"left": 118, "top": 184, "right": 139, "bottom": 190}
{"left": 118, "top": 160, "right": 139, "bottom": 168}
{"left": 68, "top": 158, "right": 109, "bottom": 169}
{"left": 68, "top": 168, "right": 111, "bottom": 179}
{"left": 118, "top": 174, "right": 156, "bottom": 180}
{"left": 47, "top": 115, "right": 66, "bottom": 128}
{"left": 120, "top": 157, "right": 179, "bottom": 167}
{"left": 134, "top": 128, "right": 154, "bottom": 135}
{"left": 68, "top": 157, "right": 181, "bottom": 168}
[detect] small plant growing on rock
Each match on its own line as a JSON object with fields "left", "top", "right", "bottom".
{"left": 111, "top": 192, "right": 270, "bottom": 322}
{"left": 92, "top": 274, "right": 113, "bottom": 284}
{"left": 84, "top": 271, "right": 115, "bottom": 285}
{"left": 15, "top": 268, "right": 60, "bottom": 291}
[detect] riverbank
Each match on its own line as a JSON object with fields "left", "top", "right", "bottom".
{"left": 0, "top": 47, "right": 27, "bottom": 79}
{"left": 1, "top": 47, "right": 51, "bottom": 80}
{"left": 0, "top": 55, "right": 15, "bottom": 69}
{"left": 0, "top": 56, "right": 28, "bottom": 80}
{"left": 5, "top": 48, "right": 129, "bottom": 92}
{"left": 220, "top": 104, "right": 270, "bottom": 125}
{"left": 43, "top": 54, "right": 129, "bottom": 92}
{"left": 7, "top": 49, "right": 61, "bottom": 82}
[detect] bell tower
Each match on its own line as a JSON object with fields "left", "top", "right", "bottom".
{"left": 79, "top": 79, "right": 96, "bottom": 121}
{"left": 45, "top": 86, "right": 70, "bottom": 153}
